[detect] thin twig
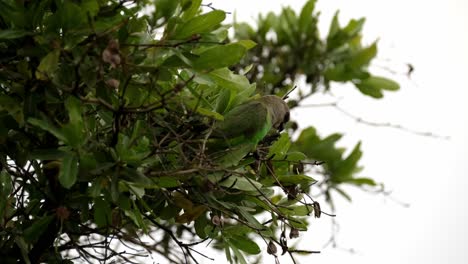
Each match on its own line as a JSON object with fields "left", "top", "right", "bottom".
{"left": 300, "top": 102, "right": 450, "bottom": 139}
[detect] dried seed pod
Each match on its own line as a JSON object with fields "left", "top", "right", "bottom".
{"left": 102, "top": 39, "right": 121, "bottom": 68}
{"left": 267, "top": 241, "right": 277, "bottom": 255}
{"left": 106, "top": 78, "right": 120, "bottom": 89}
{"left": 55, "top": 206, "right": 70, "bottom": 221}
{"left": 289, "top": 228, "right": 299, "bottom": 239}
{"left": 313, "top": 201, "right": 321, "bottom": 218}
{"left": 285, "top": 185, "right": 299, "bottom": 200}
{"left": 211, "top": 215, "right": 221, "bottom": 226}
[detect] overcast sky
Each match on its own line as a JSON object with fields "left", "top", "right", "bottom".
{"left": 209, "top": 1, "right": 468, "bottom": 263}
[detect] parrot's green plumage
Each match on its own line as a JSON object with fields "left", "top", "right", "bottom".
{"left": 210, "top": 95, "right": 289, "bottom": 166}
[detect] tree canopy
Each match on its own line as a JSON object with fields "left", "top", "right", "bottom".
{"left": 0, "top": 0, "right": 399, "bottom": 263}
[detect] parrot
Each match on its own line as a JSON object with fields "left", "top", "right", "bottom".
{"left": 209, "top": 95, "right": 290, "bottom": 166}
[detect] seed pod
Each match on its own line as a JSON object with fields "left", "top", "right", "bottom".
{"left": 313, "top": 201, "right": 321, "bottom": 218}
{"left": 289, "top": 228, "right": 299, "bottom": 239}
{"left": 267, "top": 241, "right": 277, "bottom": 255}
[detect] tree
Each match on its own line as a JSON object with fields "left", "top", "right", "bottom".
{"left": 0, "top": 0, "right": 399, "bottom": 263}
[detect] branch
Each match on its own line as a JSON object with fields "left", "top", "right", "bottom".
{"left": 300, "top": 102, "right": 450, "bottom": 139}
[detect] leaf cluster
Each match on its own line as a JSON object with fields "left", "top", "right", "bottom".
{"left": 0, "top": 0, "right": 394, "bottom": 263}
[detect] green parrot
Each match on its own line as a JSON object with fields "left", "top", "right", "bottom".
{"left": 210, "top": 95, "right": 290, "bottom": 166}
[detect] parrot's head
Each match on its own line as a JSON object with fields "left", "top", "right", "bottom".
{"left": 258, "top": 95, "right": 290, "bottom": 131}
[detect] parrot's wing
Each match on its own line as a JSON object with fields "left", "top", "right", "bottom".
{"left": 215, "top": 101, "right": 271, "bottom": 142}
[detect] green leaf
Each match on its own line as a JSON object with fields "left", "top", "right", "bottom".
{"left": 343, "top": 18, "right": 365, "bottom": 37}
{"left": 363, "top": 76, "right": 400, "bottom": 91}
{"left": 236, "top": 39, "right": 257, "bottom": 50}
{"left": 285, "top": 151, "right": 307, "bottom": 161}
{"left": 60, "top": 1, "right": 86, "bottom": 30}
{"left": 208, "top": 68, "right": 252, "bottom": 92}
{"left": 229, "top": 244, "right": 248, "bottom": 264}
{"left": 180, "top": 0, "right": 202, "bottom": 20}
{"left": 0, "top": 94, "right": 24, "bottom": 125}
{"left": 299, "top": 0, "right": 316, "bottom": 34}
{"left": 81, "top": 0, "right": 99, "bottom": 17}
{"left": 174, "top": 10, "right": 226, "bottom": 39}
{"left": 28, "top": 117, "right": 68, "bottom": 143}
{"left": 355, "top": 81, "right": 383, "bottom": 98}
{"left": 23, "top": 215, "right": 55, "bottom": 243}
{"left": 219, "top": 176, "right": 262, "bottom": 192}
{"left": 280, "top": 205, "right": 313, "bottom": 216}
{"left": 350, "top": 42, "right": 377, "bottom": 68}
{"left": 215, "top": 88, "right": 232, "bottom": 114}
{"left": 194, "top": 43, "right": 247, "bottom": 70}
{"left": 278, "top": 174, "right": 316, "bottom": 186}
{"left": 154, "top": 0, "right": 179, "bottom": 21}
{"left": 333, "top": 142, "right": 362, "bottom": 180}
{"left": 333, "top": 187, "right": 352, "bottom": 202}
{"left": 229, "top": 235, "right": 261, "bottom": 255}
{"left": 348, "top": 177, "right": 377, "bottom": 186}
{"left": 195, "top": 107, "right": 224, "bottom": 121}
{"left": 153, "top": 176, "right": 180, "bottom": 188}
{"left": 64, "top": 96, "right": 83, "bottom": 124}
{"left": 355, "top": 76, "right": 399, "bottom": 98}
{"left": 194, "top": 214, "right": 209, "bottom": 238}
{"left": 29, "top": 149, "right": 68, "bottom": 160}
{"left": 269, "top": 133, "right": 291, "bottom": 159}
{"left": 328, "top": 11, "right": 341, "bottom": 39}
{"left": 35, "top": 49, "right": 60, "bottom": 80}
{"left": 59, "top": 152, "right": 79, "bottom": 189}
{"left": 288, "top": 217, "right": 308, "bottom": 230}
{"left": 14, "top": 237, "right": 30, "bottom": 264}
{"left": 0, "top": 170, "right": 12, "bottom": 218}
{"left": 0, "top": 29, "right": 33, "bottom": 40}
{"left": 94, "top": 198, "right": 111, "bottom": 228}
{"left": 237, "top": 207, "right": 264, "bottom": 230}
{"left": 132, "top": 200, "right": 148, "bottom": 233}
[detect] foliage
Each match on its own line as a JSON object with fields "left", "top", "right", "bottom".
{"left": 0, "top": 0, "right": 397, "bottom": 263}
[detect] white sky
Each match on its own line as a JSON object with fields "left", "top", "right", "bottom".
{"left": 209, "top": 0, "right": 468, "bottom": 264}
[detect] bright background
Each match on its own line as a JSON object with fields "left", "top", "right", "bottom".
{"left": 209, "top": 1, "right": 468, "bottom": 263}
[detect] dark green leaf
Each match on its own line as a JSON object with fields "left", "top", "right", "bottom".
{"left": 94, "top": 198, "right": 111, "bottom": 228}
{"left": 362, "top": 76, "right": 400, "bottom": 91}
{"left": 348, "top": 177, "right": 377, "bottom": 186}
{"left": 285, "top": 151, "right": 307, "bottom": 161}
{"left": 350, "top": 42, "right": 377, "bottom": 68}
{"left": 355, "top": 81, "right": 384, "bottom": 98}
{"left": 194, "top": 43, "right": 247, "bottom": 70}
{"left": 278, "top": 174, "right": 316, "bottom": 186}
{"left": 28, "top": 118, "right": 68, "bottom": 143}
{"left": 334, "top": 187, "right": 352, "bottom": 202}
{"left": 29, "top": 149, "right": 68, "bottom": 160}
{"left": 333, "top": 142, "right": 362, "bottom": 180}
{"left": 0, "top": 170, "right": 12, "bottom": 218}
{"left": 288, "top": 217, "right": 308, "bottom": 230}
{"left": 35, "top": 49, "right": 60, "bottom": 80}
{"left": 208, "top": 68, "right": 254, "bottom": 93}
{"left": 23, "top": 215, "right": 55, "bottom": 243}
{"left": 228, "top": 242, "right": 248, "bottom": 264}
{"left": 299, "top": 0, "right": 317, "bottom": 34}
{"left": 174, "top": 10, "right": 226, "bottom": 39}
{"left": 59, "top": 152, "right": 79, "bottom": 189}
{"left": 229, "top": 235, "right": 261, "bottom": 255}
{"left": 0, "top": 29, "right": 33, "bottom": 40}
{"left": 219, "top": 176, "right": 262, "bottom": 192}
{"left": 181, "top": 0, "right": 202, "bottom": 20}
{"left": 269, "top": 133, "right": 291, "bottom": 159}
{"left": 279, "top": 205, "right": 313, "bottom": 216}
{"left": 237, "top": 207, "right": 264, "bottom": 230}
